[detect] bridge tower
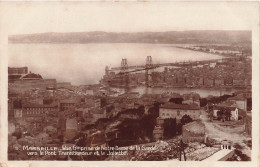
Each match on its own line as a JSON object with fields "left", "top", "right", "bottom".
{"left": 121, "top": 58, "right": 129, "bottom": 91}
{"left": 105, "top": 66, "right": 109, "bottom": 76}
{"left": 145, "top": 56, "right": 153, "bottom": 87}
{"left": 121, "top": 58, "right": 128, "bottom": 71}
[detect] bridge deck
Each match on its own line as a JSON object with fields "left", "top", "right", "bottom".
{"left": 110, "top": 58, "right": 223, "bottom": 72}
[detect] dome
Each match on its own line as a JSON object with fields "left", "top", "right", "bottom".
{"left": 21, "top": 73, "right": 43, "bottom": 80}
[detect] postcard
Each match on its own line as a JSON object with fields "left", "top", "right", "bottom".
{"left": 0, "top": 1, "right": 259, "bottom": 167}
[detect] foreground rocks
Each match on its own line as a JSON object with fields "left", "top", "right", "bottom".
{"left": 106, "top": 137, "right": 181, "bottom": 161}
{"left": 106, "top": 136, "right": 220, "bottom": 161}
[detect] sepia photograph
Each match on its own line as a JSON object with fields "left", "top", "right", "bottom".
{"left": 0, "top": 1, "right": 259, "bottom": 166}
{"left": 7, "top": 30, "right": 253, "bottom": 161}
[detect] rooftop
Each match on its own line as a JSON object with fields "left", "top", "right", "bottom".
{"left": 21, "top": 73, "right": 43, "bottom": 80}
{"left": 227, "top": 96, "right": 246, "bottom": 101}
{"left": 60, "top": 99, "right": 77, "bottom": 104}
{"left": 213, "top": 105, "right": 237, "bottom": 111}
{"left": 160, "top": 102, "right": 200, "bottom": 110}
{"left": 23, "top": 103, "right": 58, "bottom": 108}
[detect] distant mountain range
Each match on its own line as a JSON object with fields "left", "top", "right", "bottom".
{"left": 9, "top": 30, "right": 251, "bottom": 44}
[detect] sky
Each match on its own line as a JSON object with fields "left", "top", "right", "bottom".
{"left": 1, "top": 1, "right": 258, "bottom": 85}
{"left": 1, "top": 1, "right": 258, "bottom": 35}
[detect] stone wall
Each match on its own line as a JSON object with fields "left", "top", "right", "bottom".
{"left": 182, "top": 127, "right": 205, "bottom": 143}
{"left": 218, "top": 149, "right": 235, "bottom": 161}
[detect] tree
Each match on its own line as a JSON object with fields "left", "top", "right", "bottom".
{"left": 224, "top": 110, "right": 231, "bottom": 121}
{"left": 57, "top": 134, "right": 64, "bottom": 142}
{"left": 247, "top": 98, "right": 252, "bottom": 111}
{"left": 209, "top": 110, "right": 214, "bottom": 121}
{"left": 181, "top": 115, "right": 192, "bottom": 125}
{"left": 163, "top": 118, "right": 177, "bottom": 138}
{"left": 114, "top": 119, "right": 142, "bottom": 146}
{"left": 140, "top": 114, "right": 157, "bottom": 138}
{"left": 217, "top": 110, "right": 224, "bottom": 121}
{"left": 176, "top": 123, "right": 183, "bottom": 135}
{"left": 208, "top": 95, "right": 234, "bottom": 105}
{"left": 217, "top": 108, "right": 231, "bottom": 121}
{"left": 169, "top": 98, "right": 183, "bottom": 104}
{"left": 12, "top": 131, "right": 22, "bottom": 139}
{"left": 199, "top": 98, "right": 208, "bottom": 107}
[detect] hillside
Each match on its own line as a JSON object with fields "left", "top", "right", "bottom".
{"left": 9, "top": 30, "right": 251, "bottom": 44}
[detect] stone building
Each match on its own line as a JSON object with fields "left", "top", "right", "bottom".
{"left": 9, "top": 78, "right": 56, "bottom": 94}
{"left": 59, "top": 99, "right": 76, "bottom": 111}
{"left": 153, "top": 125, "right": 164, "bottom": 140}
{"left": 23, "top": 103, "right": 58, "bottom": 118}
{"left": 227, "top": 96, "right": 247, "bottom": 111}
{"left": 212, "top": 106, "right": 239, "bottom": 121}
{"left": 159, "top": 102, "right": 201, "bottom": 120}
{"left": 22, "top": 103, "right": 59, "bottom": 132}
{"left": 8, "top": 67, "right": 28, "bottom": 75}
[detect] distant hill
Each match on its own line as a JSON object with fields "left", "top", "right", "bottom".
{"left": 9, "top": 30, "right": 251, "bottom": 44}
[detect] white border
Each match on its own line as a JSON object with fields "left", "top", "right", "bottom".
{"left": 0, "top": 1, "right": 259, "bottom": 167}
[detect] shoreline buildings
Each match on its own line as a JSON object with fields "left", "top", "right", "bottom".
{"left": 8, "top": 67, "right": 56, "bottom": 94}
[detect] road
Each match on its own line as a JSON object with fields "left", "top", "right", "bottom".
{"left": 200, "top": 114, "right": 251, "bottom": 158}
